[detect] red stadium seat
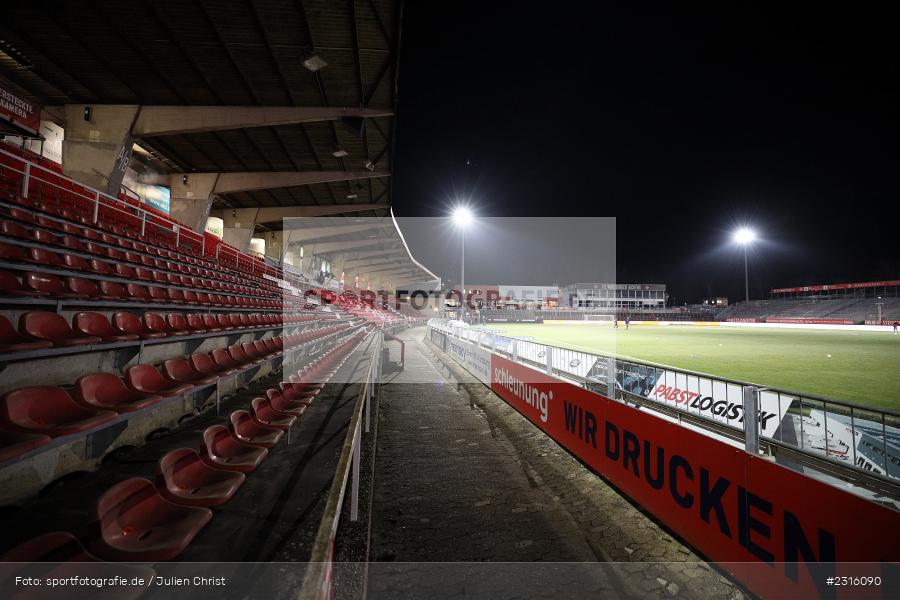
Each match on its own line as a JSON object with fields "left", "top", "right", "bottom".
{"left": 125, "top": 364, "right": 193, "bottom": 397}
{"left": 62, "top": 253, "right": 91, "bottom": 271}
{"left": 229, "top": 410, "right": 283, "bottom": 448}
{"left": 0, "top": 315, "right": 52, "bottom": 352}
{"left": 192, "top": 352, "right": 235, "bottom": 377}
{"left": 89, "top": 259, "right": 114, "bottom": 276}
{"left": 267, "top": 388, "right": 308, "bottom": 414}
{"left": 93, "top": 478, "right": 212, "bottom": 561}
{"left": 143, "top": 312, "right": 187, "bottom": 336}
{"left": 74, "top": 312, "right": 139, "bottom": 342}
{"left": 0, "top": 219, "right": 31, "bottom": 239}
{"left": 201, "top": 314, "right": 222, "bottom": 331}
{"left": 20, "top": 311, "right": 102, "bottom": 346}
{"left": 0, "top": 429, "right": 51, "bottom": 462}
{"left": 115, "top": 263, "right": 136, "bottom": 279}
{"left": 211, "top": 348, "right": 243, "bottom": 371}
{"left": 0, "top": 241, "right": 28, "bottom": 263}
{"left": 216, "top": 314, "right": 231, "bottom": 329}
{"left": 251, "top": 397, "right": 297, "bottom": 430}
{"left": 167, "top": 288, "right": 185, "bottom": 303}
{"left": 124, "top": 283, "right": 150, "bottom": 301}
{"left": 0, "top": 386, "right": 115, "bottom": 437}
{"left": 228, "top": 344, "right": 258, "bottom": 365}
{"left": 0, "top": 269, "right": 42, "bottom": 297}
{"left": 112, "top": 312, "right": 166, "bottom": 340}
{"left": 27, "top": 247, "right": 65, "bottom": 267}
{"left": 65, "top": 276, "right": 99, "bottom": 298}
{"left": 185, "top": 313, "right": 207, "bottom": 333}
{"left": 0, "top": 531, "right": 93, "bottom": 562}
{"left": 97, "top": 280, "right": 126, "bottom": 300}
{"left": 158, "top": 448, "right": 245, "bottom": 507}
{"left": 74, "top": 373, "right": 161, "bottom": 413}
{"left": 161, "top": 358, "right": 217, "bottom": 385}
{"left": 148, "top": 286, "right": 168, "bottom": 302}
{"left": 200, "top": 425, "right": 267, "bottom": 472}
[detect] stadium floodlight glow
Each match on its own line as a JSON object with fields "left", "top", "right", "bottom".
{"left": 453, "top": 206, "right": 473, "bottom": 227}
{"left": 733, "top": 226, "right": 757, "bottom": 302}
{"left": 734, "top": 227, "right": 756, "bottom": 245}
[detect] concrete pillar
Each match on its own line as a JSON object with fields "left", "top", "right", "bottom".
{"left": 168, "top": 173, "right": 219, "bottom": 233}
{"left": 61, "top": 104, "right": 139, "bottom": 196}
{"left": 219, "top": 208, "right": 258, "bottom": 252}
{"left": 265, "top": 231, "right": 285, "bottom": 262}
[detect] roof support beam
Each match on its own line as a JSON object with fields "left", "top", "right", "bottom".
{"left": 210, "top": 203, "right": 388, "bottom": 223}
{"left": 296, "top": 239, "right": 384, "bottom": 254}
{"left": 284, "top": 223, "right": 389, "bottom": 244}
{"left": 143, "top": 171, "right": 389, "bottom": 194}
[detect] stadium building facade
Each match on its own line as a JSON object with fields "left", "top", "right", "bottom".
{"left": 562, "top": 283, "right": 667, "bottom": 310}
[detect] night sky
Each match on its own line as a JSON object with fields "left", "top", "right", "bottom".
{"left": 391, "top": 4, "right": 899, "bottom": 304}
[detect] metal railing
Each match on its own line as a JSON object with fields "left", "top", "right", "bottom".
{"left": 429, "top": 320, "right": 900, "bottom": 490}
{"left": 0, "top": 146, "right": 268, "bottom": 276}
{"left": 299, "top": 328, "right": 383, "bottom": 600}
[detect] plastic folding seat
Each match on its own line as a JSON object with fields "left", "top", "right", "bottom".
{"left": 0, "top": 314, "right": 52, "bottom": 352}
{"left": 251, "top": 397, "right": 297, "bottom": 430}
{"left": 158, "top": 448, "right": 245, "bottom": 507}
{"left": 138, "top": 254, "right": 155, "bottom": 267}
{"left": 0, "top": 386, "right": 115, "bottom": 437}
{"left": 0, "top": 220, "right": 31, "bottom": 239}
{"left": 134, "top": 266, "right": 154, "bottom": 281}
{"left": 61, "top": 253, "right": 90, "bottom": 272}
{"left": 62, "top": 221, "right": 83, "bottom": 236}
{"left": 0, "top": 269, "right": 43, "bottom": 298}
{"left": 211, "top": 348, "right": 244, "bottom": 372}
{"left": 228, "top": 314, "right": 244, "bottom": 329}
{"left": 125, "top": 364, "right": 193, "bottom": 397}
{"left": 200, "top": 425, "right": 267, "bottom": 472}
{"left": 88, "top": 259, "right": 114, "bottom": 276}
{"left": 167, "top": 288, "right": 186, "bottom": 303}
{"left": 8, "top": 207, "right": 36, "bottom": 223}
{"left": 201, "top": 314, "right": 222, "bottom": 332}
{"left": 106, "top": 247, "right": 125, "bottom": 261}
{"left": 196, "top": 292, "right": 212, "bottom": 306}
{"left": 166, "top": 273, "right": 183, "bottom": 286}
{"left": 124, "top": 283, "right": 150, "bottom": 302}
{"left": 262, "top": 338, "right": 278, "bottom": 354}
{"left": 59, "top": 235, "right": 86, "bottom": 252}
{"left": 114, "top": 263, "right": 136, "bottom": 279}
{"left": 65, "top": 276, "right": 99, "bottom": 298}
{"left": 0, "top": 240, "right": 28, "bottom": 263}
{"left": 73, "top": 312, "right": 136, "bottom": 342}
{"left": 31, "top": 228, "right": 63, "bottom": 247}
{"left": 228, "top": 344, "right": 257, "bottom": 365}
{"left": 93, "top": 478, "right": 212, "bottom": 561}
{"left": 239, "top": 314, "right": 253, "bottom": 328}
{"left": 112, "top": 312, "right": 165, "bottom": 340}
{"left": 190, "top": 352, "right": 234, "bottom": 377}
{"left": 242, "top": 342, "right": 265, "bottom": 362}
{"left": 182, "top": 290, "right": 199, "bottom": 305}
{"left": 152, "top": 271, "right": 168, "bottom": 285}
{"left": 0, "top": 429, "right": 51, "bottom": 462}
{"left": 143, "top": 312, "right": 187, "bottom": 336}
{"left": 20, "top": 311, "right": 102, "bottom": 346}
{"left": 81, "top": 227, "right": 101, "bottom": 241}
{"left": 161, "top": 358, "right": 217, "bottom": 386}
{"left": 83, "top": 241, "right": 106, "bottom": 256}
{"left": 26, "top": 247, "right": 65, "bottom": 267}
{"left": 253, "top": 340, "right": 274, "bottom": 358}
{"left": 148, "top": 286, "right": 168, "bottom": 302}
{"left": 216, "top": 314, "right": 231, "bottom": 329}
{"left": 164, "top": 313, "right": 191, "bottom": 334}
{"left": 185, "top": 313, "right": 207, "bottom": 333}
{"left": 74, "top": 373, "right": 161, "bottom": 413}
{"left": 229, "top": 410, "right": 283, "bottom": 448}
{"left": 0, "top": 531, "right": 95, "bottom": 562}
{"left": 266, "top": 388, "right": 307, "bottom": 415}
{"left": 95, "top": 280, "right": 124, "bottom": 300}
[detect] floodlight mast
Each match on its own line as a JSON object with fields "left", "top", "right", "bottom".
{"left": 453, "top": 207, "right": 474, "bottom": 319}
{"left": 734, "top": 228, "right": 756, "bottom": 302}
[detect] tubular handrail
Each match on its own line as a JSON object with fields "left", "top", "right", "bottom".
{"left": 429, "top": 320, "right": 900, "bottom": 487}
{"left": 299, "top": 327, "right": 383, "bottom": 600}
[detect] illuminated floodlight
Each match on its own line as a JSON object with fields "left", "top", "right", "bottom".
{"left": 734, "top": 227, "right": 756, "bottom": 245}
{"left": 453, "top": 206, "right": 473, "bottom": 227}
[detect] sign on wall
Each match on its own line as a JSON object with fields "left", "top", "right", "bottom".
{"left": 0, "top": 85, "right": 40, "bottom": 134}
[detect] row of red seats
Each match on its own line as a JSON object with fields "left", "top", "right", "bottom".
{"left": 0, "top": 330, "right": 365, "bottom": 563}
{"left": 0, "top": 217, "right": 276, "bottom": 299}
{"left": 0, "top": 311, "right": 321, "bottom": 352}
{"left": 0, "top": 324, "right": 359, "bottom": 459}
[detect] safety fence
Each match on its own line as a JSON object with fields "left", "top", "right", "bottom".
{"left": 429, "top": 320, "right": 900, "bottom": 487}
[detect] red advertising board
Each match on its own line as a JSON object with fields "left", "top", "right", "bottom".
{"left": 0, "top": 85, "right": 40, "bottom": 135}
{"left": 766, "top": 318, "right": 856, "bottom": 325}
{"left": 489, "top": 353, "right": 900, "bottom": 599}
{"left": 771, "top": 280, "right": 900, "bottom": 294}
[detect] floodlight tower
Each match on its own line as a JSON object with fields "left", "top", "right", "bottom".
{"left": 734, "top": 227, "right": 756, "bottom": 302}
{"left": 453, "top": 206, "right": 473, "bottom": 318}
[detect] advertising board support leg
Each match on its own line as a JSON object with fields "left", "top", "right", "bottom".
{"left": 512, "top": 340, "right": 518, "bottom": 362}
{"left": 607, "top": 357, "right": 616, "bottom": 399}
{"left": 545, "top": 347, "right": 552, "bottom": 376}
{"left": 744, "top": 386, "right": 760, "bottom": 455}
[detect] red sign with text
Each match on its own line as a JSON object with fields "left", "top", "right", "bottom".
{"left": 0, "top": 85, "right": 40, "bottom": 135}
{"left": 489, "top": 353, "right": 900, "bottom": 599}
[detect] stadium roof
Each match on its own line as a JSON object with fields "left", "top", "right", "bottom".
{"left": 0, "top": 0, "right": 399, "bottom": 216}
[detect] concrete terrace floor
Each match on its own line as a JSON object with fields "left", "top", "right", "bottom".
{"left": 367, "top": 328, "right": 745, "bottom": 600}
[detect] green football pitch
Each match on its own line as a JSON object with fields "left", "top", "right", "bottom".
{"left": 487, "top": 323, "right": 900, "bottom": 409}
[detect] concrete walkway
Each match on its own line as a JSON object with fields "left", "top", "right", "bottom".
{"left": 368, "top": 330, "right": 620, "bottom": 599}
{"left": 367, "top": 329, "right": 745, "bottom": 600}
